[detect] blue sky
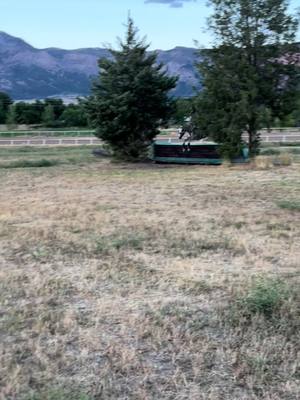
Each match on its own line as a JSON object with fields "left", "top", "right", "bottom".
{"left": 1, "top": 0, "right": 299, "bottom": 50}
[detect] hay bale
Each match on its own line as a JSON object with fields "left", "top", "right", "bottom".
{"left": 254, "top": 156, "right": 274, "bottom": 170}
{"left": 272, "top": 153, "right": 293, "bottom": 166}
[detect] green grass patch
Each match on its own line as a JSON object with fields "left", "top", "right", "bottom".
{"left": 0, "top": 146, "right": 104, "bottom": 167}
{"left": 277, "top": 200, "right": 300, "bottom": 212}
{"left": 289, "top": 147, "right": 300, "bottom": 154}
{"left": 0, "top": 145, "right": 99, "bottom": 156}
{"left": 95, "top": 232, "right": 146, "bottom": 254}
{"left": 24, "top": 388, "right": 91, "bottom": 400}
{"left": 260, "top": 148, "right": 281, "bottom": 156}
{"left": 260, "top": 145, "right": 300, "bottom": 154}
{"left": 0, "top": 159, "right": 60, "bottom": 168}
{"left": 237, "top": 277, "right": 289, "bottom": 318}
{"left": 110, "top": 234, "right": 145, "bottom": 251}
{"left": 278, "top": 142, "right": 300, "bottom": 147}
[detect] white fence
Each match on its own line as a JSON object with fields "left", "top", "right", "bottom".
{"left": 0, "top": 137, "right": 101, "bottom": 146}
{"left": 1, "top": 129, "right": 300, "bottom": 147}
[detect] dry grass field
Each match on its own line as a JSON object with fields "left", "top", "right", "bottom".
{"left": 0, "top": 147, "right": 299, "bottom": 400}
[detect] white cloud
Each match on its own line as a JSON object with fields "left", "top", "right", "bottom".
{"left": 144, "top": 0, "right": 197, "bottom": 8}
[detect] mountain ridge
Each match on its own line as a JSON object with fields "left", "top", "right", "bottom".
{"left": 0, "top": 32, "right": 200, "bottom": 100}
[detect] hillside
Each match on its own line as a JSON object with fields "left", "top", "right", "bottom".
{"left": 0, "top": 32, "right": 200, "bottom": 100}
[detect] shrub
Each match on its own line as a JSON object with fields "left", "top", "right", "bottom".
{"left": 238, "top": 277, "right": 289, "bottom": 318}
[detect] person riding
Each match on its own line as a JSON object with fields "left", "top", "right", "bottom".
{"left": 178, "top": 116, "right": 194, "bottom": 152}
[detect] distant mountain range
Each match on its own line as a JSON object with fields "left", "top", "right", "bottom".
{"left": 0, "top": 32, "right": 200, "bottom": 100}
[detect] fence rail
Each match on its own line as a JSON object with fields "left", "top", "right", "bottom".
{"left": 1, "top": 127, "right": 300, "bottom": 138}
{"left": 0, "top": 131, "right": 300, "bottom": 147}
{"left": 0, "top": 137, "right": 101, "bottom": 146}
{"left": 0, "top": 130, "right": 95, "bottom": 138}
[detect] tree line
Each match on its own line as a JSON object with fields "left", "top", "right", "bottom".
{"left": 1, "top": 92, "right": 299, "bottom": 131}
{"left": 1, "top": 0, "right": 299, "bottom": 159}
{"left": 0, "top": 95, "right": 88, "bottom": 128}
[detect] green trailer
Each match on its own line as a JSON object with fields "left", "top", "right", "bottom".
{"left": 152, "top": 141, "right": 249, "bottom": 165}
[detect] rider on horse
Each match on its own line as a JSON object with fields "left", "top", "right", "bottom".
{"left": 178, "top": 116, "right": 194, "bottom": 152}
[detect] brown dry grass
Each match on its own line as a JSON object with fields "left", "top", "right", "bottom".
{"left": 0, "top": 151, "right": 299, "bottom": 400}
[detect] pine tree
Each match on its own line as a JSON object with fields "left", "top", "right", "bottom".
{"left": 86, "top": 17, "right": 177, "bottom": 160}
{"left": 195, "top": 0, "right": 300, "bottom": 158}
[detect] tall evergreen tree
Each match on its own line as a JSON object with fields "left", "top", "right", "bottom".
{"left": 195, "top": 0, "right": 300, "bottom": 158}
{"left": 86, "top": 17, "right": 177, "bottom": 160}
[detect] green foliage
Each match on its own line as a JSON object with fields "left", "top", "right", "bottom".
{"left": 238, "top": 277, "right": 289, "bottom": 317}
{"left": 260, "top": 148, "right": 281, "bottom": 155}
{"left": 0, "top": 159, "right": 60, "bottom": 169}
{"left": 13, "top": 101, "right": 45, "bottom": 125}
{"left": 6, "top": 98, "right": 79, "bottom": 127}
{"left": 86, "top": 17, "right": 177, "bottom": 160}
{"left": 0, "top": 92, "right": 13, "bottom": 124}
{"left": 172, "top": 98, "right": 194, "bottom": 125}
{"left": 290, "top": 92, "right": 300, "bottom": 127}
{"left": 274, "top": 90, "right": 300, "bottom": 127}
{"left": 277, "top": 142, "right": 300, "bottom": 147}
{"left": 2, "top": 98, "right": 89, "bottom": 128}
{"left": 25, "top": 388, "right": 91, "bottom": 400}
{"left": 42, "top": 104, "right": 56, "bottom": 127}
{"left": 6, "top": 104, "right": 17, "bottom": 128}
{"left": 290, "top": 147, "right": 300, "bottom": 154}
{"left": 277, "top": 200, "right": 300, "bottom": 211}
{"left": 44, "top": 98, "right": 65, "bottom": 120}
{"left": 59, "top": 104, "right": 88, "bottom": 127}
{"left": 195, "top": 0, "right": 300, "bottom": 158}
{"left": 95, "top": 232, "right": 146, "bottom": 254}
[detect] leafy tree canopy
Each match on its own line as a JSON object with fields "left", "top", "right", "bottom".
{"left": 195, "top": 0, "right": 300, "bottom": 158}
